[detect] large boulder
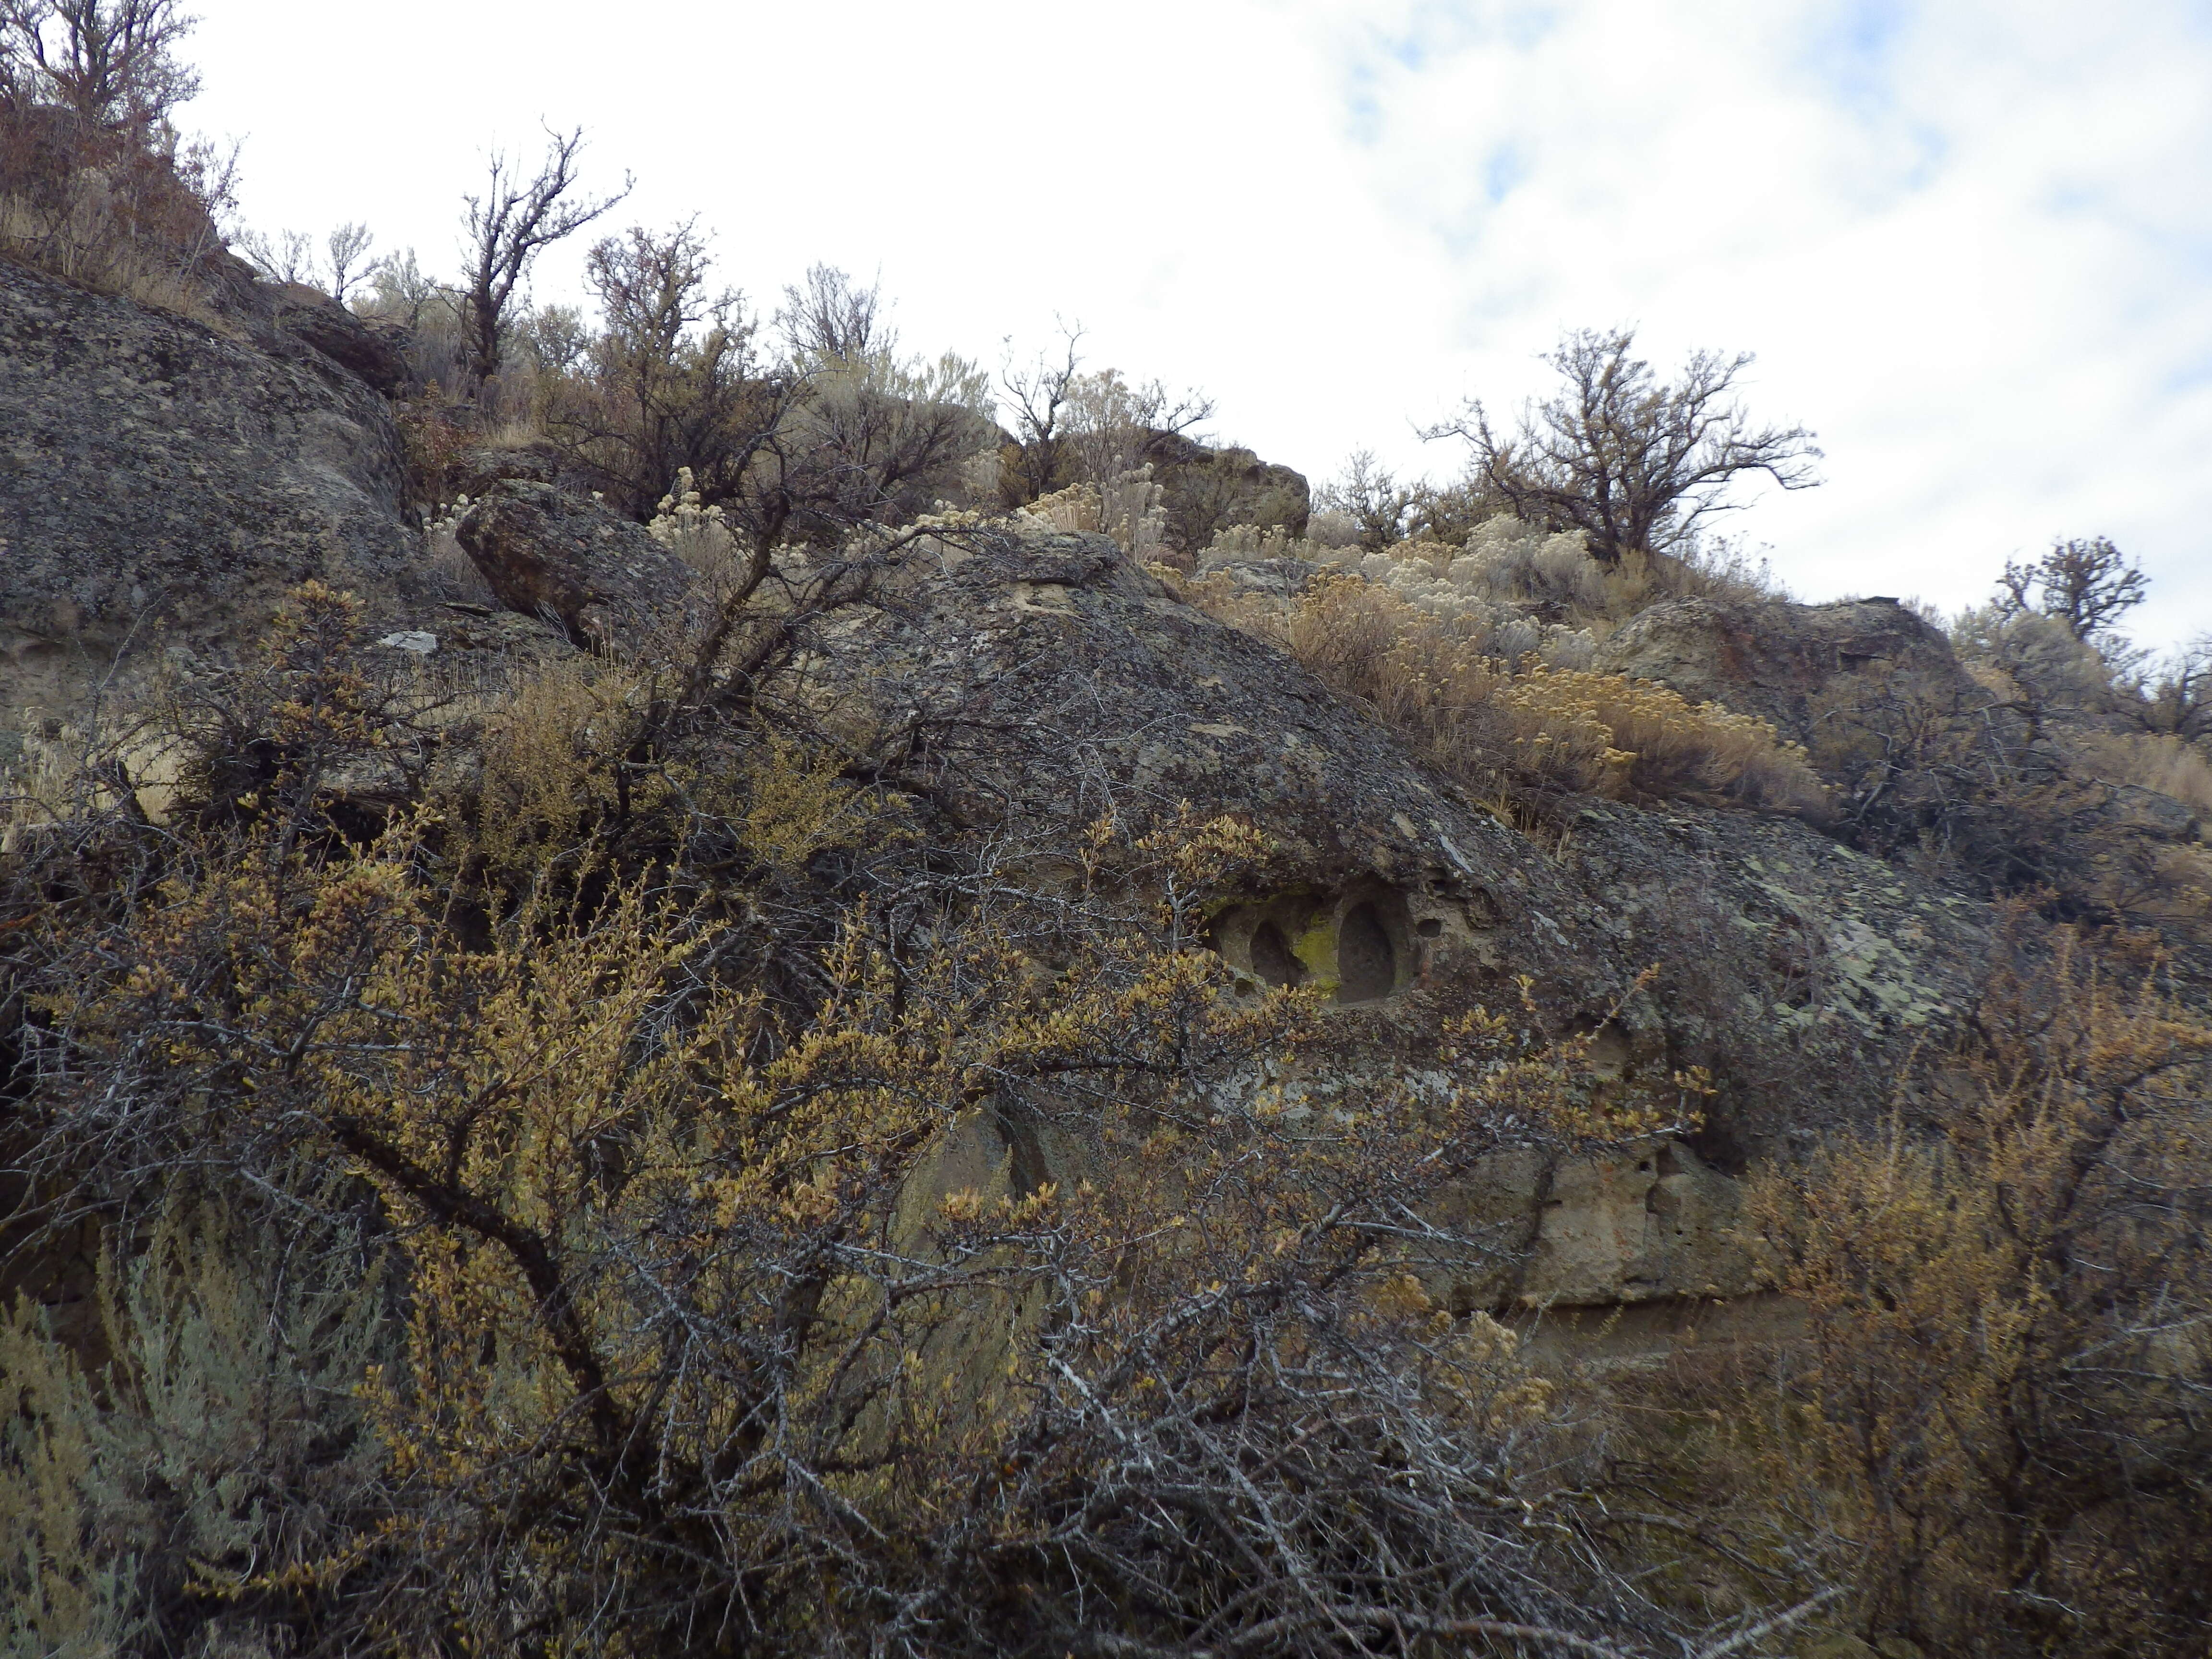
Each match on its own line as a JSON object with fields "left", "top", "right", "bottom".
{"left": 454, "top": 480, "right": 699, "bottom": 649}
{"left": 191, "top": 252, "right": 413, "bottom": 397}
{"left": 254, "top": 278, "right": 410, "bottom": 397}
{"left": 0, "top": 254, "right": 425, "bottom": 738}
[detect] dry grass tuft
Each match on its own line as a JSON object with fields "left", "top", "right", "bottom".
{"left": 0, "top": 105, "right": 238, "bottom": 327}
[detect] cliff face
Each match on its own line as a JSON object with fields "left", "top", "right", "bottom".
{"left": 775, "top": 520, "right": 1989, "bottom": 1306}
{"left": 0, "top": 267, "right": 1990, "bottom": 1313}
{"left": 0, "top": 257, "right": 423, "bottom": 743}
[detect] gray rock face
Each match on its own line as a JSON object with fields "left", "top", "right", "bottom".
{"left": 184, "top": 250, "right": 415, "bottom": 397}
{"left": 827, "top": 529, "right": 1546, "bottom": 883}
{"left": 253, "top": 278, "right": 410, "bottom": 397}
{"left": 454, "top": 480, "right": 698, "bottom": 649}
{"left": 0, "top": 255, "right": 423, "bottom": 731}
{"left": 793, "top": 526, "right": 1998, "bottom": 1306}
{"left": 805, "top": 527, "right": 1991, "bottom": 1265}
{"left": 0, "top": 264, "right": 1991, "bottom": 1311}
{"left": 1593, "top": 595, "right": 1973, "bottom": 747}
{"left": 454, "top": 445, "right": 563, "bottom": 498}
{"left": 1559, "top": 798, "right": 1985, "bottom": 1169}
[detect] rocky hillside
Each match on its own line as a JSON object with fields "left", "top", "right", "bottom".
{"left": 3, "top": 258, "right": 2209, "bottom": 1659}
{"left": 0, "top": 269, "right": 2004, "bottom": 1312}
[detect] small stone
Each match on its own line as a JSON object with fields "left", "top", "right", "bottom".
{"left": 376, "top": 630, "right": 438, "bottom": 655}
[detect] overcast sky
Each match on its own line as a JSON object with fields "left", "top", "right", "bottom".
{"left": 187, "top": 0, "right": 2212, "bottom": 648}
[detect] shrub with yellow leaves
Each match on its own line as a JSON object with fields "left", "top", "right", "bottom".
{"left": 1499, "top": 663, "right": 1827, "bottom": 812}
{"left": 0, "top": 662, "right": 1753, "bottom": 1659}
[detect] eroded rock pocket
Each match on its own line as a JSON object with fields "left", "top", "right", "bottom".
{"left": 1208, "top": 884, "right": 1420, "bottom": 1005}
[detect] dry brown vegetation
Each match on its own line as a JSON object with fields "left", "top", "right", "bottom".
{"left": 9, "top": 592, "right": 2207, "bottom": 1658}
{"left": 0, "top": 0, "right": 238, "bottom": 320}
{"left": 0, "top": 97, "right": 233, "bottom": 318}
{"left": 2070, "top": 731, "right": 2212, "bottom": 816}
{"left": 1799, "top": 615, "right": 2212, "bottom": 937}
{"left": 1632, "top": 917, "right": 2212, "bottom": 1659}
{"left": 1201, "top": 569, "right": 1828, "bottom": 817}
{"left": 8, "top": 15, "right": 2212, "bottom": 1653}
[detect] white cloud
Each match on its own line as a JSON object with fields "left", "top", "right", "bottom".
{"left": 185, "top": 0, "right": 2212, "bottom": 645}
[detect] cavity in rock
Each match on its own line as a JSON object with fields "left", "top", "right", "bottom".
{"left": 1336, "top": 902, "right": 1396, "bottom": 1003}
{"left": 1249, "top": 920, "right": 1305, "bottom": 988}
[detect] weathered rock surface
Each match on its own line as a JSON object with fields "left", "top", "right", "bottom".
{"left": 237, "top": 274, "right": 410, "bottom": 397}
{"left": 1561, "top": 800, "right": 1984, "bottom": 1167}
{"left": 454, "top": 444, "right": 564, "bottom": 498}
{"left": 1593, "top": 594, "right": 1974, "bottom": 748}
{"left": 455, "top": 479, "right": 699, "bottom": 649}
{"left": 0, "top": 255, "right": 424, "bottom": 735}
{"left": 803, "top": 525, "right": 1992, "bottom": 1305}
{"left": 0, "top": 245, "right": 1986, "bottom": 1316}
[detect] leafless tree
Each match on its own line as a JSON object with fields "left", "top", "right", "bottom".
{"left": 0, "top": 0, "right": 198, "bottom": 131}
{"left": 234, "top": 223, "right": 313, "bottom": 285}
{"left": 325, "top": 219, "right": 372, "bottom": 302}
{"left": 236, "top": 219, "right": 373, "bottom": 302}
{"left": 547, "top": 218, "right": 771, "bottom": 517}
{"left": 1319, "top": 448, "right": 1423, "bottom": 551}
{"left": 2136, "top": 635, "right": 2212, "bottom": 743}
{"left": 457, "top": 125, "right": 627, "bottom": 390}
{"left": 1064, "top": 366, "right": 1214, "bottom": 487}
{"left": 999, "top": 324, "right": 1084, "bottom": 504}
{"left": 1998, "top": 534, "right": 2147, "bottom": 644}
{"left": 589, "top": 217, "right": 728, "bottom": 368}
{"left": 1428, "top": 327, "right": 1821, "bottom": 567}
{"left": 775, "top": 261, "right": 889, "bottom": 364}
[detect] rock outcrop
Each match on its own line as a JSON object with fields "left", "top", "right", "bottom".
{"left": 0, "top": 255, "right": 423, "bottom": 735}
{"left": 798, "top": 525, "right": 1992, "bottom": 1306}
{"left": 454, "top": 444, "right": 564, "bottom": 498}
{"left": 1146, "top": 431, "right": 1310, "bottom": 547}
{"left": 213, "top": 266, "right": 411, "bottom": 397}
{"left": 1593, "top": 594, "right": 1974, "bottom": 749}
{"left": 0, "top": 253, "right": 1992, "bottom": 1317}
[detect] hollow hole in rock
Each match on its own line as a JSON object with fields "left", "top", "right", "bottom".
{"left": 1335, "top": 902, "right": 1397, "bottom": 1003}
{"left": 1248, "top": 920, "right": 1305, "bottom": 989}
{"left": 1416, "top": 917, "right": 1443, "bottom": 938}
